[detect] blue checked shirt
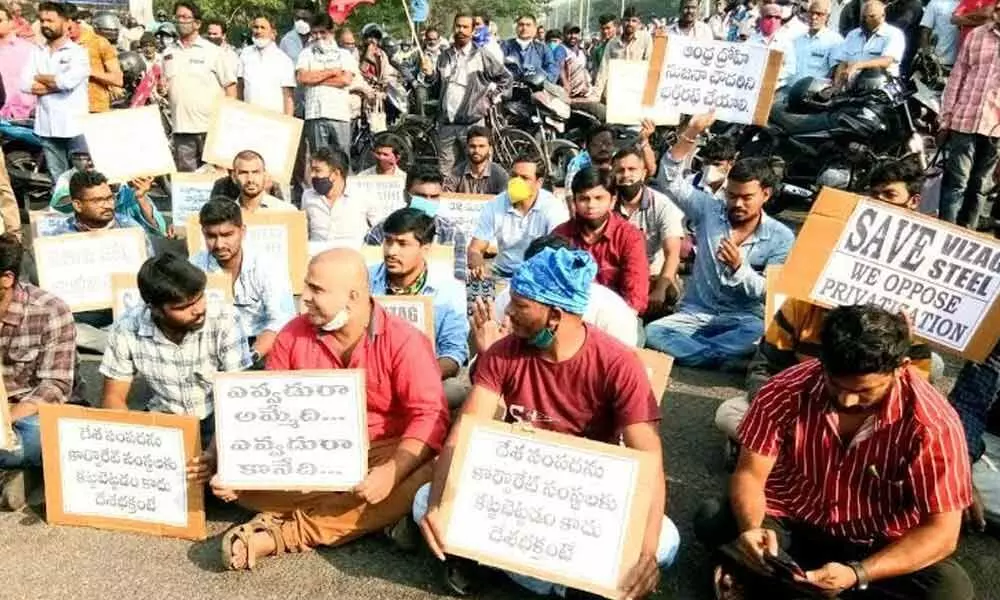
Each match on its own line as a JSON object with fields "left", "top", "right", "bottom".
{"left": 949, "top": 343, "right": 1000, "bottom": 463}
{"left": 100, "top": 303, "right": 252, "bottom": 419}
{"left": 368, "top": 263, "right": 470, "bottom": 367}
{"left": 365, "top": 214, "right": 469, "bottom": 281}
{"left": 189, "top": 247, "right": 296, "bottom": 338}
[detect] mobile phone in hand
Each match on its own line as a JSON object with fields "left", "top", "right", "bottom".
{"left": 466, "top": 278, "right": 496, "bottom": 316}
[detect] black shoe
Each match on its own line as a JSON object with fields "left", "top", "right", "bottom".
{"left": 441, "top": 557, "right": 481, "bottom": 596}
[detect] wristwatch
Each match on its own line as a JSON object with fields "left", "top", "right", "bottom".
{"left": 846, "top": 561, "right": 870, "bottom": 591}
{"left": 250, "top": 349, "right": 262, "bottom": 365}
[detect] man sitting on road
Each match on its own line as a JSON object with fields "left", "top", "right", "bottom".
{"left": 189, "top": 199, "right": 295, "bottom": 365}
{"left": 0, "top": 233, "right": 77, "bottom": 511}
{"left": 227, "top": 150, "right": 297, "bottom": 214}
{"left": 210, "top": 248, "right": 448, "bottom": 570}
{"left": 357, "top": 134, "right": 407, "bottom": 178}
{"left": 553, "top": 166, "right": 650, "bottom": 314}
{"left": 416, "top": 247, "right": 679, "bottom": 597}
{"left": 695, "top": 305, "right": 974, "bottom": 600}
{"left": 444, "top": 126, "right": 509, "bottom": 196}
{"left": 468, "top": 154, "right": 569, "bottom": 280}
{"left": 647, "top": 113, "right": 794, "bottom": 368}
{"left": 369, "top": 208, "right": 469, "bottom": 408}
{"left": 303, "top": 147, "right": 375, "bottom": 247}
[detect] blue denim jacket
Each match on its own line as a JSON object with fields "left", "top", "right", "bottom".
{"left": 657, "top": 154, "right": 795, "bottom": 317}
{"left": 501, "top": 38, "right": 558, "bottom": 83}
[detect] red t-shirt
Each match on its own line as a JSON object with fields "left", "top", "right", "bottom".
{"left": 474, "top": 326, "right": 659, "bottom": 443}
{"left": 266, "top": 305, "right": 450, "bottom": 451}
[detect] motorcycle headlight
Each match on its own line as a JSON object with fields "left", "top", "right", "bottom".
{"left": 817, "top": 167, "right": 852, "bottom": 190}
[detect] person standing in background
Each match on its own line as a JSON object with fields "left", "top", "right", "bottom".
{"left": 708, "top": 0, "right": 731, "bottom": 39}
{"left": 590, "top": 14, "right": 618, "bottom": 75}
{"left": 790, "top": 0, "right": 844, "bottom": 85}
{"left": 21, "top": 1, "right": 90, "bottom": 181}
{"left": 9, "top": 1, "right": 33, "bottom": 39}
{"left": 594, "top": 6, "right": 653, "bottom": 100}
{"left": 69, "top": 7, "right": 123, "bottom": 113}
{"left": 920, "top": 0, "right": 960, "bottom": 70}
{"left": 205, "top": 18, "right": 239, "bottom": 76}
{"left": 0, "top": 4, "right": 36, "bottom": 119}
{"left": 238, "top": 14, "right": 295, "bottom": 116}
{"left": 296, "top": 14, "right": 358, "bottom": 162}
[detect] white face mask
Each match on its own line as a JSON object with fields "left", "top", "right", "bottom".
{"left": 516, "top": 37, "right": 533, "bottom": 48}
{"left": 780, "top": 5, "right": 793, "bottom": 19}
{"left": 252, "top": 36, "right": 271, "bottom": 48}
{"left": 318, "top": 38, "right": 337, "bottom": 52}
{"left": 702, "top": 164, "right": 727, "bottom": 185}
{"left": 294, "top": 19, "right": 310, "bottom": 35}
{"left": 320, "top": 307, "right": 350, "bottom": 331}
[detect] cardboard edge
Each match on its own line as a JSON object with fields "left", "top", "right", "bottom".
{"left": 641, "top": 35, "right": 668, "bottom": 107}
{"left": 202, "top": 98, "right": 303, "bottom": 184}
{"left": 752, "top": 49, "right": 784, "bottom": 126}
{"left": 82, "top": 106, "right": 177, "bottom": 183}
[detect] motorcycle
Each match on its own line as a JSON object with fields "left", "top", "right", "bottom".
{"left": 739, "top": 69, "right": 924, "bottom": 214}
{"left": 0, "top": 119, "right": 50, "bottom": 215}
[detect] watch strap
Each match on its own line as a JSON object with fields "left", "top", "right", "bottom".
{"left": 847, "top": 561, "right": 870, "bottom": 590}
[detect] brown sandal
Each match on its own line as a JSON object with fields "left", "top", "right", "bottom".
{"left": 221, "top": 514, "right": 287, "bottom": 570}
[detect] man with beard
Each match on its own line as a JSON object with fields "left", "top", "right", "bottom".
{"left": 668, "top": 0, "right": 715, "bottom": 39}
{"left": 21, "top": 1, "right": 90, "bottom": 181}
{"left": 613, "top": 147, "right": 685, "bottom": 318}
{"left": 444, "top": 126, "right": 509, "bottom": 195}
{"left": 100, "top": 252, "right": 252, "bottom": 449}
{"left": 647, "top": 112, "right": 794, "bottom": 368}
{"left": 209, "top": 248, "right": 448, "bottom": 570}
{"left": 415, "top": 246, "right": 678, "bottom": 597}
{"left": 190, "top": 199, "right": 295, "bottom": 364}
{"left": 696, "top": 305, "right": 974, "bottom": 600}
{"left": 553, "top": 167, "right": 650, "bottom": 314}
{"left": 832, "top": 0, "right": 906, "bottom": 82}
{"left": 564, "top": 123, "right": 657, "bottom": 196}
{"left": 226, "top": 150, "right": 296, "bottom": 213}
{"left": 369, "top": 208, "right": 469, "bottom": 407}
{"left": 160, "top": 1, "right": 237, "bottom": 172}
{"left": 594, "top": 5, "right": 652, "bottom": 100}
{"left": 205, "top": 18, "right": 239, "bottom": 75}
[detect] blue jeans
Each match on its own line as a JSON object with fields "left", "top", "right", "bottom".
{"left": 411, "top": 483, "right": 680, "bottom": 597}
{"left": 40, "top": 135, "right": 87, "bottom": 181}
{"left": 939, "top": 132, "right": 1000, "bottom": 228}
{"left": 0, "top": 414, "right": 41, "bottom": 468}
{"left": 644, "top": 310, "right": 763, "bottom": 367}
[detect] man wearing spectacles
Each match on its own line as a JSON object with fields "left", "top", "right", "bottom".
{"left": 790, "top": 0, "right": 845, "bottom": 85}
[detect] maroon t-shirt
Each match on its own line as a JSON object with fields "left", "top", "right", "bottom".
{"left": 474, "top": 326, "right": 660, "bottom": 443}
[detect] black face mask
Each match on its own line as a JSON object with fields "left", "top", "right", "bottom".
{"left": 616, "top": 181, "right": 643, "bottom": 200}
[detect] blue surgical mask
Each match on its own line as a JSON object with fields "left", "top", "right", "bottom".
{"left": 548, "top": 41, "right": 559, "bottom": 51}
{"left": 528, "top": 326, "right": 555, "bottom": 349}
{"left": 408, "top": 195, "right": 440, "bottom": 217}
{"left": 312, "top": 176, "right": 334, "bottom": 196}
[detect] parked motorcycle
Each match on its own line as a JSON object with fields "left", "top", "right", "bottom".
{"left": 0, "top": 119, "right": 50, "bottom": 216}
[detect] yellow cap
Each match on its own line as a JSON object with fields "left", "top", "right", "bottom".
{"left": 507, "top": 176, "right": 533, "bottom": 205}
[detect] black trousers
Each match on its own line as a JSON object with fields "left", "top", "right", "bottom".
{"left": 693, "top": 498, "right": 974, "bottom": 600}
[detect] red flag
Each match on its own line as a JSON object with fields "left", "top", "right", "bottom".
{"left": 328, "top": 0, "right": 376, "bottom": 24}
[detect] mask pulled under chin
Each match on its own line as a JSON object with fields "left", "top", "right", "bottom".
{"left": 616, "top": 181, "right": 644, "bottom": 200}
{"left": 320, "top": 308, "right": 350, "bottom": 331}
{"left": 252, "top": 37, "right": 271, "bottom": 49}
{"left": 528, "top": 327, "right": 555, "bottom": 349}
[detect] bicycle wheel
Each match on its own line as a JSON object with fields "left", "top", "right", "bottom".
{"left": 495, "top": 128, "right": 546, "bottom": 176}
{"left": 393, "top": 119, "right": 438, "bottom": 170}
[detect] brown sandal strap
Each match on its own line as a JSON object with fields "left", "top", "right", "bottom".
{"left": 221, "top": 515, "right": 287, "bottom": 570}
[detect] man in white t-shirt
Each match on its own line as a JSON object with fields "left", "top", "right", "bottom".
{"left": 302, "top": 147, "right": 376, "bottom": 246}
{"left": 238, "top": 15, "right": 295, "bottom": 115}
{"left": 295, "top": 13, "right": 359, "bottom": 164}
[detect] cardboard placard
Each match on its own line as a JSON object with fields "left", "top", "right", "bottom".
{"left": 606, "top": 59, "right": 681, "bottom": 126}
{"left": 170, "top": 173, "right": 218, "bottom": 231}
{"left": 202, "top": 98, "right": 304, "bottom": 184}
{"left": 346, "top": 175, "right": 406, "bottom": 224}
{"left": 28, "top": 210, "right": 66, "bottom": 238}
{"left": 636, "top": 349, "right": 673, "bottom": 406}
{"left": 213, "top": 371, "right": 368, "bottom": 491}
{"left": 186, "top": 211, "right": 308, "bottom": 294}
{"left": 110, "top": 271, "right": 233, "bottom": 321}
{"left": 374, "top": 295, "right": 436, "bottom": 350}
{"left": 38, "top": 404, "right": 205, "bottom": 540}
{"left": 34, "top": 228, "right": 148, "bottom": 312}
{"left": 81, "top": 106, "right": 176, "bottom": 183}
{"left": 641, "top": 35, "right": 783, "bottom": 125}
{"left": 438, "top": 192, "right": 494, "bottom": 242}
{"left": 776, "top": 189, "right": 1000, "bottom": 361}
{"left": 764, "top": 265, "right": 788, "bottom": 331}
{"left": 438, "top": 418, "right": 655, "bottom": 599}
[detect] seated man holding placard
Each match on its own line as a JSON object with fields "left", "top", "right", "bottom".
{"left": 101, "top": 253, "right": 252, "bottom": 445}
{"left": 369, "top": 208, "right": 469, "bottom": 408}
{"left": 647, "top": 112, "right": 795, "bottom": 368}
{"left": 0, "top": 234, "right": 78, "bottom": 510}
{"left": 209, "top": 248, "right": 448, "bottom": 569}
{"left": 190, "top": 199, "right": 295, "bottom": 365}
{"left": 364, "top": 166, "right": 468, "bottom": 281}
{"left": 416, "top": 247, "right": 678, "bottom": 598}
{"left": 696, "top": 306, "right": 974, "bottom": 600}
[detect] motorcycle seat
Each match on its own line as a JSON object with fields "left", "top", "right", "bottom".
{"left": 769, "top": 107, "right": 836, "bottom": 135}
{"left": 571, "top": 109, "right": 600, "bottom": 123}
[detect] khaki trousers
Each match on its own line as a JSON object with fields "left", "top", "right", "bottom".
{"left": 237, "top": 438, "right": 432, "bottom": 552}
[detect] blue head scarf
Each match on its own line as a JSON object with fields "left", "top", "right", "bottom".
{"left": 510, "top": 247, "right": 597, "bottom": 315}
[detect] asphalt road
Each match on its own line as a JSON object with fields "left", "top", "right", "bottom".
{"left": 1, "top": 356, "right": 999, "bottom": 600}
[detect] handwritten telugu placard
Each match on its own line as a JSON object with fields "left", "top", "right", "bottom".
{"left": 438, "top": 419, "right": 655, "bottom": 599}
{"left": 606, "top": 59, "right": 680, "bottom": 126}
{"left": 642, "top": 35, "right": 783, "bottom": 125}
{"left": 38, "top": 404, "right": 205, "bottom": 540}
{"left": 111, "top": 271, "right": 233, "bottom": 321}
{"left": 202, "top": 98, "right": 303, "bottom": 184}
{"left": 187, "top": 211, "right": 307, "bottom": 294}
{"left": 374, "top": 295, "right": 435, "bottom": 349}
{"left": 213, "top": 371, "right": 369, "bottom": 491}
{"left": 170, "top": 173, "right": 218, "bottom": 231}
{"left": 82, "top": 106, "right": 176, "bottom": 183}
{"left": 347, "top": 175, "right": 406, "bottom": 224}
{"left": 34, "top": 228, "right": 148, "bottom": 312}
{"left": 777, "top": 189, "right": 1000, "bottom": 360}
{"left": 438, "top": 193, "right": 493, "bottom": 242}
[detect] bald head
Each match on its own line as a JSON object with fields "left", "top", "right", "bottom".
{"left": 302, "top": 248, "right": 371, "bottom": 331}
{"left": 861, "top": 0, "right": 886, "bottom": 31}
{"left": 807, "top": 0, "right": 831, "bottom": 31}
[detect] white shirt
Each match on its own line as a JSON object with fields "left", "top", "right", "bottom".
{"left": 238, "top": 41, "right": 296, "bottom": 114}
{"left": 20, "top": 40, "right": 90, "bottom": 138}
{"left": 162, "top": 36, "right": 237, "bottom": 133}
{"left": 494, "top": 282, "right": 639, "bottom": 347}
{"left": 666, "top": 20, "right": 715, "bottom": 41}
{"left": 747, "top": 31, "right": 797, "bottom": 89}
{"left": 791, "top": 27, "right": 845, "bottom": 83}
{"left": 240, "top": 193, "right": 298, "bottom": 213}
{"left": 775, "top": 17, "right": 809, "bottom": 46}
{"left": 920, "top": 0, "right": 960, "bottom": 66}
{"left": 302, "top": 187, "right": 375, "bottom": 246}
{"left": 296, "top": 43, "right": 359, "bottom": 122}
{"left": 834, "top": 23, "right": 907, "bottom": 76}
